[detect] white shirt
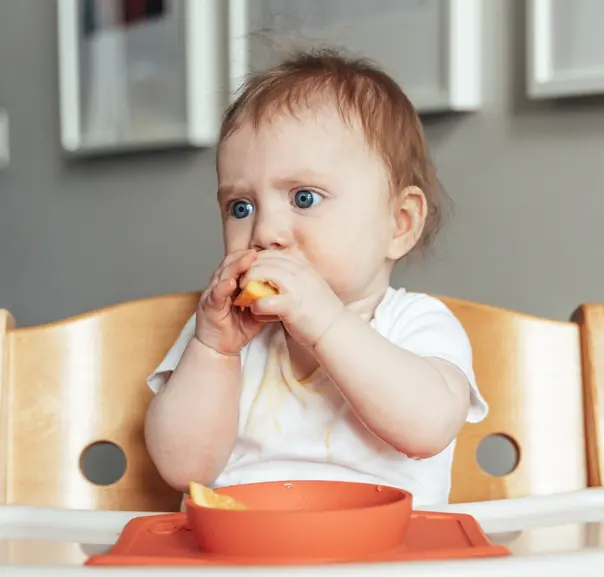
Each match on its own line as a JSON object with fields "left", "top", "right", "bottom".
{"left": 148, "top": 287, "right": 487, "bottom": 506}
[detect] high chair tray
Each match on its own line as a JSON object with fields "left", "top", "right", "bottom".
{"left": 86, "top": 510, "right": 510, "bottom": 566}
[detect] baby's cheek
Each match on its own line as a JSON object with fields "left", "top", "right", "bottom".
{"left": 224, "top": 225, "right": 252, "bottom": 252}
{"left": 298, "top": 231, "right": 363, "bottom": 287}
{"left": 314, "top": 246, "right": 357, "bottom": 289}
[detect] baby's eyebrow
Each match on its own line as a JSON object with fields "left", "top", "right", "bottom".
{"left": 217, "top": 171, "right": 329, "bottom": 200}
{"left": 273, "top": 171, "right": 327, "bottom": 188}
{"left": 217, "top": 184, "right": 240, "bottom": 201}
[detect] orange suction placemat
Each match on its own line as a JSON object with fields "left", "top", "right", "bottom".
{"left": 86, "top": 511, "right": 509, "bottom": 566}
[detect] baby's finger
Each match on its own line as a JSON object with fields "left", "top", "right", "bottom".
{"left": 254, "top": 250, "right": 304, "bottom": 270}
{"left": 221, "top": 248, "right": 254, "bottom": 266}
{"left": 199, "top": 275, "right": 219, "bottom": 304}
{"left": 208, "top": 250, "right": 251, "bottom": 286}
{"left": 240, "top": 263, "right": 295, "bottom": 291}
{"left": 220, "top": 250, "right": 257, "bottom": 282}
{"left": 250, "top": 294, "right": 286, "bottom": 317}
{"left": 251, "top": 312, "right": 281, "bottom": 323}
{"left": 207, "top": 278, "right": 236, "bottom": 309}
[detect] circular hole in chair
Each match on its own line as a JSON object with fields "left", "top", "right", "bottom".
{"left": 476, "top": 434, "right": 520, "bottom": 477}
{"left": 80, "top": 441, "right": 127, "bottom": 486}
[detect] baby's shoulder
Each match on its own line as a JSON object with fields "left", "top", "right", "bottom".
{"left": 376, "top": 287, "right": 488, "bottom": 423}
{"left": 375, "top": 287, "right": 458, "bottom": 329}
{"left": 373, "top": 287, "right": 470, "bottom": 355}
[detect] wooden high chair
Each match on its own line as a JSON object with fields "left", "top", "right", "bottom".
{"left": 0, "top": 292, "right": 588, "bottom": 510}
{"left": 572, "top": 303, "right": 604, "bottom": 487}
{"left": 0, "top": 292, "right": 199, "bottom": 511}
{"left": 442, "top": 297, "right": 587, "bottom": 503}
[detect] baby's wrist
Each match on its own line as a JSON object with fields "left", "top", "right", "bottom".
{"left": 191, "top": 333, "right": 242, "bottom": 359}
{"left": 311, "top": 305, "right": 348, "bottom": 351}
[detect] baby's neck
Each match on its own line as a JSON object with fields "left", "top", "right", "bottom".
{"left": 285, "top": 332, "right": 318, "bottom": 382}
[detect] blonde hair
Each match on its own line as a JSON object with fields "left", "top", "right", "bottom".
{"left": 219, "top": 48, "right": 448, "bottom": 249}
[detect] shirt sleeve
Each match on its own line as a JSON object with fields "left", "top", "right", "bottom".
{"left": 147, "top": 314, "right": 197, "bottom": 394}
{"left": 146, "top": 314, "right": 252, "bottom": 394}
{"left": 382, "top": 292, "right": 488, "bottom": 424}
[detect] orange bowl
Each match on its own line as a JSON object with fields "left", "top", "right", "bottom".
{"left": 185, "top": 480, "right": 412, "bottom": 560}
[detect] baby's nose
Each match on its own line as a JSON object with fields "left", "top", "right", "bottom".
{"left": 251, "top": 212, "right": 292, "bottom": 251}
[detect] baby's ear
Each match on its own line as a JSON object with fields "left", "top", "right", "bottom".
{"left": 388, "top": 185, "right": 427, "bottom": 259}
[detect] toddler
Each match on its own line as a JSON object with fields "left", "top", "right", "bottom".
{"left": 144, "top": 49, "right": 487, "bottom": 506}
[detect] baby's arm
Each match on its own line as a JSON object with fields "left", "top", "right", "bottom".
{"left": 313, "top": 309, "right": 471, "bottom": 459}
{"left": 144, "top": 337, "right": 241, "bottom": 492}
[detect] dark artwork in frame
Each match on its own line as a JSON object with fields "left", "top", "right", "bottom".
{"left": 83, "top": 0, "right": 167, "bottom": 36}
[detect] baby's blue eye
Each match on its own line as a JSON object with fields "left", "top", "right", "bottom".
{"left": 230, "top": 200, "right": 253, "bottom": 219}
{"left": 293, "top": 189, "right": 322, "bottom": 209}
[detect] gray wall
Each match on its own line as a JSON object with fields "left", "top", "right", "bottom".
{"left": 1, "top": 0, "right": 603, "bottom": 328}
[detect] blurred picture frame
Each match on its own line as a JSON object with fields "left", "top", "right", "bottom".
{"left": 0, "top": 108, "right": 8, "bottom": 170}
{"left": 228, "top": 0, "right": 483, "bottom": 114}
{"left": 527, "top": 0, "right": 604, "bottom": 99}
{"left": 57, "top": 0, "right": 225, "bottom": 155}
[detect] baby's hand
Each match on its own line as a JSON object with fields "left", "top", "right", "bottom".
{"left": 239, "top": 250, "right": 345, "bottom": 348}
{"left": 195, "top": 249, "right": 264, "bottom": 355}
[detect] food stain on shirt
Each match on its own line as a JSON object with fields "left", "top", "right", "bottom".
{"left": 244, "top": 327, "right": 339, "bottom": 456}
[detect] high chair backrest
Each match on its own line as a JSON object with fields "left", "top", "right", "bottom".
{"left": 0, "top": 292, "right": 588, "bottom": 509}
{"left": 572, "top": 303, "right": 604, "bottom": 487}
{"left": 0, "top": 292, "right": 199, "bottom": 511}
{"left": 441, "top": 297, "right": 586, "bottom": 503}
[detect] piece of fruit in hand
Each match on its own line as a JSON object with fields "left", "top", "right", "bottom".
{"left": 233, "top": 280, "right": 278, "bottom": 309}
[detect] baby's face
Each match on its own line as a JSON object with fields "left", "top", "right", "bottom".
{"left": 217, "top": 105, "right": 398, "bottom": 305}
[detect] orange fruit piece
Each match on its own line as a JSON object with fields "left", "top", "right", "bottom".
{"left": 233, "top": 280, "right": 278, "bottom": 309}
{"left": 188, "top": 481, "right": 247, "bottom": 510}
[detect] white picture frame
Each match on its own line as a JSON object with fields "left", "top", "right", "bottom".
{"left": 57, "top": 0, "right": 225, "bottom": 155}
{"left": 0, "top": 108, "right": 9, "bottom": 170}
{"left": 228, "top": 0, "right": 482, "bottom": 114}
{"left": 527, "top": 0, "right": 604, "bottom": 99}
